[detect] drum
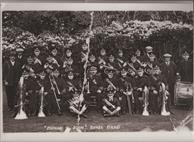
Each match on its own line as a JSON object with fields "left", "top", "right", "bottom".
{"left": 174, "top": 81, "right": 193, "bottom": 105}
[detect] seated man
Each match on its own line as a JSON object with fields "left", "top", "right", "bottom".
{"left": 102, "top": 86, "right": 121, "bottom": 117}
{"left": 69, "top": 91, "right": 87, "bottom": 118}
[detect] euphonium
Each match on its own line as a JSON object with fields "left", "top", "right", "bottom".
{"left": 15, "top": 76, "right": 28, "bottom": 120}
{"left": 38, "top": 86, "right": 46, "bottom": 117}
{"left": 161, "top": 83, "right": 170, "bottom": 116}
{"left": 142, "top": 86, "right": 149, "bottom": 116}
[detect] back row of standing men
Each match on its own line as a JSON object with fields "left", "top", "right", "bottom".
{"left": 3, "top": 43, "right": 193, "bottom": 117}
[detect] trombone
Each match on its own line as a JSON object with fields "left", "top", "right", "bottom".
{"left": 49, "top": 75, "right": 61, "bottom": 113}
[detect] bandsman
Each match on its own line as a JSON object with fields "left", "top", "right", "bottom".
{"left": 85, "top": 66, "right": 103, "bottom": 111}
{"left": 23, "top": 55, "right": 40, "bottom": 116}
{"left": 50, "top": 46, "right": 63, "bottom": 68}
{"left": 133, "top": 67, "right": 150, "bottom": 114}
{"left": 160, "top": 53, "right": 177, "bottom": 106}
{"left": 177, "top": 51, "right": 193, "bottom": 82}
{"left": 102, "top": 85, "right": 121, "bottom": 117}
{"left": 68, "top": 90, "right": 87, "bottom": 118}
{"left": 149, "top": 65, "right": 168, "bottom": 114}
{"left": 119, "top": 67, "right": 134, "bottom": 114}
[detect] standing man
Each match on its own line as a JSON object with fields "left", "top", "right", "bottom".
{"left": 160, "top": 53, "right": 178, "bottom": 106}
{"left": 142, "top": 46, "right": 153, "bottom": 63}
{"left": 16, "top": 47, "right": 25, "bottom": 66}
{"left": 3, "top": 51, "right": 21, "bottom": 111}
{"left": 178, "top": 51, "right": 193, "bottom": 82}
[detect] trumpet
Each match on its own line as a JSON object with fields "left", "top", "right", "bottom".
{"left": 15, "top": 76, "right": 28, "bottom": 120}
{"left": 160, "top": 83, "right": 170, "bottom": 116}
{"left": 142, "top": 86, "right": 149, "bottom": 116}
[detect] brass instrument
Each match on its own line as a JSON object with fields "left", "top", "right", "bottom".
{"left": 160, "top": 83, "right": 170, "bottom": 116}
{"left": 86, "top": 81, "right": 90, "bottom": 94}
{"left": 50, "top": 74, "right": 61, "bottom": 95}
{"left": 142, "top": 86, "right": 149, "bottom": 116}
{"left": 36, "top": 80, "right": 46, "bottom": 117}
{"left": 38, "top": 86, "right": 45, "bottom": 117}
{"left": 15, "top": 76, "right": 28, "bottom": 120}
{"left": 49, "top": 75, "right": 61, "bottom": 113}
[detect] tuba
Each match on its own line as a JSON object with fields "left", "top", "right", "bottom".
{"left": 142, "top": 86, "right": 149, "bottom": 116}
{"left": 15, "top": 76, "right": 28, "bottom": 120}
{"left": 160, "top": 83, "right": 170, "bottom": 116}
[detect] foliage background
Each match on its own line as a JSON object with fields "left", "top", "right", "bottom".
{"left": 2, "top": 11, "right": 193, "bottom": 63}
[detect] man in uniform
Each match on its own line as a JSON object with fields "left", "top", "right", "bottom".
{"left": 98, "top": 48, "right": 108, "bottom": 78}
{"left": 85, "top": 66, "right": 103, "bottom": 111}
{"left": 43, "top": 67, "right": 63, "bottom": 116}
{"left": 3, "top": 51, "right": 21, "bottom": 111}
{"left": 50, "top": 46, "right": 63, "bottom": 68}
{"left": 68, "top": 90, "right": 87, "bottom": 118}
{"left": 149, "top": 65, "right": 168, "bottom": 114}
{"left": 102, "top": 85, "right": 121, "bottom": 117}
{"left": 15, "top": 47, "right": 25, "bottom": 78}
{"left": 119, "top": 67, "right": 134, "bottom": 114}
{"left": 178, "top": 51, "right": 193, "bottom": 82}
{"left": 33, "top": 47, "right": 44, "bottom": 74}
{"left": 16, "top": 47, "right": 25, "bottom": 64}
{"left": 23, "top": 55, "right": 41, "bottom": 116}
{"left": 142, "top": 46, "right": 154, "bottom": 63}
{"left": 103, "top": 69, "right": 120, "bottom": 99}
{"left": 107, "top": 54, "right": 119, "bottom": 73}
{"left": 133, "top": 67, "right": 150, "bottom": 114}
{"left": 160, "top": 53, "right": 177, "bottom": 106}
{"left": 116, "top": 49, "right": 128, "bottom": 70}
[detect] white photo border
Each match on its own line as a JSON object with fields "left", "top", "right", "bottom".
{"left": 0, "top": 2, "right": 193, "bottom": 142}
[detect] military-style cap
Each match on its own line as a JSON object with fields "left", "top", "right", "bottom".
{"left": 9, "top": 50, "right": 16, "bottom": 56}
{"left": 137, "top": 67, "right": 144, "bottom": 72}
{"left": 107, "top": 85, "right": 115, "bottom": 93}
{"left": 163, "top": 53, "right": 172, "bottom": 58}
{"left": 89, "top": 66, "right": 97, "bottom": 71}
{"left": 145, "top": 46, "right": 153, "bottom": 53}
{"left": 182, "top": 51, "right": 189, "bottom": 56}
{"left": 121, "top": 67, "right": 128, "bottom": 74}
{"left": 153, "top": 65, "right": 160, "bottom": 71}
{"left": 68, "top": 71, "right": 74, "bottom": 76}
{"left": 27, "top": 55, "right": 34, "bottom": 62}
{"left": 34, "top": 46, "right": 41, "bottom": 52}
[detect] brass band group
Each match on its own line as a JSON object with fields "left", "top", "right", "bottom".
{"left": 3, "top": 42, "right": 193, "bottom": 119}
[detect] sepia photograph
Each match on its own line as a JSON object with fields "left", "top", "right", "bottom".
{"left": 0, "top": 2, "right": 193, "bottom": 141}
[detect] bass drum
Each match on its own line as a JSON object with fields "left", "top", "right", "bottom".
{"left": 174, "top": 81, "right": 193, "bottom": 106}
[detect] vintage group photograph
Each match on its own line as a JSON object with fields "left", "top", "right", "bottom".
{"left": 2, "top": 10, "right": 193, "bottom": 132}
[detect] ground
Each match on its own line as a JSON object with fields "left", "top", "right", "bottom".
{"left": 2, "top": 91, "right": 193, "bottom": 132}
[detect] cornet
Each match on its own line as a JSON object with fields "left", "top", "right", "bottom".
{"left": 142, "top": 86, "right": 149, "bottom": 116}
{"left": 15, "top": 76, "right": 28, "bottom": 120}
